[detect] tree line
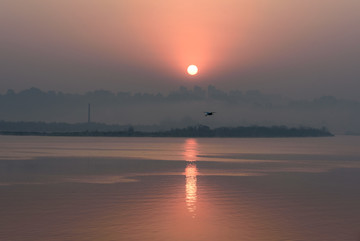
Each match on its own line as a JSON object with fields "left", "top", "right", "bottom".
{"left": 0, "top": 124, "right": 333, "bottom": 138}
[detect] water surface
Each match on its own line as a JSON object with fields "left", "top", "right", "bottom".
{"left": 0, "top": 136, "right": 359, "bottom": 241}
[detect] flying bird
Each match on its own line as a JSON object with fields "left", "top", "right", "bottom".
{"left": 204, "top": 112, "right": 215, "bottom": 116}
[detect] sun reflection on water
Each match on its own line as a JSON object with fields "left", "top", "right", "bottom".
{"left": 184, "top": 138, "right": 198, "bottom": 217}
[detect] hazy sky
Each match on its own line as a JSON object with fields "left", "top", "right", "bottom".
{"left": 1, "top": 0, "right": 359, "bottom": 99}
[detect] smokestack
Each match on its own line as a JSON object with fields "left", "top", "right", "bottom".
{"left": 88, "top": 103, "right": 91, "bottom": 123}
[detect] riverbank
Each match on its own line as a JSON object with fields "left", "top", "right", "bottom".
{"left": 0, "top": 125, "right": 333, "bottom": 138}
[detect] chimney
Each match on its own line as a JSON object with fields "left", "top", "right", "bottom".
{"left": 88, "top": 103, "right": 91, "bottom": 123}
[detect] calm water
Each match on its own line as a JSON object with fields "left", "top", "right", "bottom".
{"left": 0, "top": 135, "right": 359, "bottom": 241}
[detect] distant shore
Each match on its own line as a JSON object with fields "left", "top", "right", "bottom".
{"left": 0, "top": 125, "right": 333, "bottom": 138}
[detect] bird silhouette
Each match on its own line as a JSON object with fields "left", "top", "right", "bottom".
{"left": 204, "top": 112, "right": 215, "bottom": 116}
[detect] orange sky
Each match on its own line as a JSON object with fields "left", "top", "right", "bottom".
{"left": 1, "top": 0, "right": 360, "bottom": 98}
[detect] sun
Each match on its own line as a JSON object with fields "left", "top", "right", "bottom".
{"left": 187, "top": 65, "right": 198, "bottom": 75}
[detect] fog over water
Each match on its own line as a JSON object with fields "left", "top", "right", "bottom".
{"left": 1, "top": 1, "right": 360, "bottom": 240}
{"left": 1, "top": 87, "right": 359, "bottom": 134}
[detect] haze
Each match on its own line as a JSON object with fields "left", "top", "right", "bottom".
{"left": 1, "top": 0, "right": 360, "bottom": 99}
{"left": 1, "top": 87, "right": 359, "bottom": 134}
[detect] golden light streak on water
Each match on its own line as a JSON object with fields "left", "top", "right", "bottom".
{"left": 185, "top": 163, "right": 198, "bottom": 216}
{"left": 184, "top": 138, "right": 199, "bottom": 217}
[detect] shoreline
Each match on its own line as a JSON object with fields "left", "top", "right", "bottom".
{"left": 0, "top": 126, "right": 334, "bottom": 138}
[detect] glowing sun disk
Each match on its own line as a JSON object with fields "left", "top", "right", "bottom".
{"left": 187, "top": 65, "right": 198, "bottom": 75}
